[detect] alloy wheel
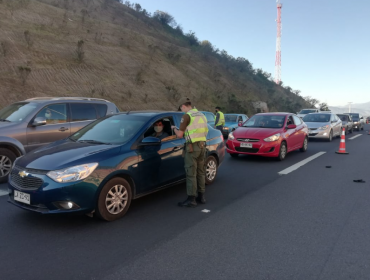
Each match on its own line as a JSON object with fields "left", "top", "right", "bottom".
{"left": 0, "top": 155, "right": 12, "bottom": 177}
{"left": 105, "top": 184, "right": 129, "bottom": 215}
{"left": 280, "top": 144, "right": 287, "bottom": 159}
{"left": 206, "top": 159, "right": 217, "bottom": 181}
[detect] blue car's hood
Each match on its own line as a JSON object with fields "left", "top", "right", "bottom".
{"left": 17, "top": 139, "right": 120, "bottom": 171}
{"left": 224, "top": 121, "right": 238, "bottom": 127}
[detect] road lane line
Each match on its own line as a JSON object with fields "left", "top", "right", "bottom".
{"left": 349, "top": 134, "right": 362, "bottom": 140}
{"left": 278, "top": 152, "right": 326, "bottom": 175}
{"left": 0, "top": 190, "right": 8, "bottom": 197}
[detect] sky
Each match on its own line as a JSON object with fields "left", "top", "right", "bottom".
{"left": 133, "top": 0, "right": 370, "bottom": 107}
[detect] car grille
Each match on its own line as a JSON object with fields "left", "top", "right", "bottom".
{"left": 236, "top": 138, "right": 259, "bottom": 142}
{"left": 10, "top": 167, "right": 45, "bottom": 190}
{"left": 235, "top": 147, "right": 259, "bottom": 153}
{"left": 309, "top": 133, "right": 318, "bottom": 136}
{"left": 309, "top": 128, "right": 317, "bottom": 130}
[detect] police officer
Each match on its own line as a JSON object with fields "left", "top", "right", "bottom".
{"left": 172, "top": 98, "right": 209, "bottom": 207}
{"left": 214, "top": 106, "right": 225, "bottom": 133}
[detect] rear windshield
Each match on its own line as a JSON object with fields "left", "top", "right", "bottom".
{"left": 243, "top": 115, "right": 286, "bottom": 128}
{"left": 0, "top": 102, "right": 38, "bottom": 122}
{"left": 337, "top": 115, "right": 349, "bottom": 121}
{"left": 298, "top": 109, "right": 317, "bottom": 114}
{"left": 303, "top": 114, "right": 331, "bottom": 122}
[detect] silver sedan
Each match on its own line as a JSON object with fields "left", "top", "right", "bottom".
{"left": 302, "top": 113, "right": 342, "bottom": 142}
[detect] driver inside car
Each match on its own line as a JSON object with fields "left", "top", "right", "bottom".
{"left": 152, "top": 120, "right": 169, "bottom": 140}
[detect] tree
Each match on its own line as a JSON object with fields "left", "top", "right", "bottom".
{"left": 17, "top": 66, "right": 31, "bottom": 85}
{"left": 134, "top": 3, "right": 142, "bottom": 12}
{"left": 75, "top": 40, "right": 85, "bottom": 63}
{"left": 24, "top": 30, "right": 33, "bottom": 49}
{"left": 80, "top": 9, "right": 88, "bottom": 23}
{"left": 319, "top": 102, "right": 329, "bottom": 111}
{"left": 185, "top": 30, "right": 199, "bottom": 46}
{"left": 303, "top": 96, "right": 319, "bottom": 108}
{"left": 153, "top": 10, "right": 176, "bottom": 27}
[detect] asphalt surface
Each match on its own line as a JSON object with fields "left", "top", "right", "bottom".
{"left": 1, "top": 126, "right": 370, "bottom": 280}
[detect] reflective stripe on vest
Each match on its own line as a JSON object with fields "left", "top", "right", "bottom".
{"left": 215, "top": 111, "right": 225, "bottom": 126}
{"left": 185, "top": 109, "right": 209, "bottom": 143}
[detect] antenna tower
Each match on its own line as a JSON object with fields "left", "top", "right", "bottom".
{"left": 275, "top": 0, "right": 282, "bottom": 84}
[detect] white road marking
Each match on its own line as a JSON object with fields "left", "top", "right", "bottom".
{"left": 349, "top": 134, "right": 362, "bottom": 140}
{"left": 0, "top": 190, "right": 8, "bottom": 197}
{"left": 201, "top": 209, "right": 211, "bottom": 213}
{"left": 278, "top": 152, "right": 326, "bottom": 175}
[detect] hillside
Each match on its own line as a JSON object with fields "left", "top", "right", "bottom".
{"left": 0, "top": 0, "right": 311, "bottom": 114}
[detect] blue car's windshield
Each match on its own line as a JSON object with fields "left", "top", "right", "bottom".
{"left": 0, "top": 102, "right": 38, "bottom": 122}
{"left": 303, "top": 114, "right": 331, "bottom": 122}
{"left": 70, "top": 114, "right": 147, "bottom": 144}
{"left": 243, "top": 115, "right": 285, "bottom": 128}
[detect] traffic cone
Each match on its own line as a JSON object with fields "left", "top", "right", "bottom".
{"left": 336, "top": 128, "right": 349, "bottom": 154}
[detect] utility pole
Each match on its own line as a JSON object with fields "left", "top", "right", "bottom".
{"left": 275, "top": 0, "right": 282, "bottom": 84}
{"left": 348, "top": 102, "right": 352, "bottom": 113}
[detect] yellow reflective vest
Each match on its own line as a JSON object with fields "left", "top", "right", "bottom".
{"left": 185, "top": 109, "right": 208, "bottom": 143}
{"left": 215, "top": 111, "right": 225, "bottom": 126}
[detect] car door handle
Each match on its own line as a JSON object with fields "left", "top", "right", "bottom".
{"left": 59, "top": 127, "right": 69, "bottom": 132}
{"left": 173, "top": 146, "right": 183, "bottom": 152}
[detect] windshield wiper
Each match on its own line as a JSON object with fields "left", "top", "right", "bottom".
{"left": 0, "top": 119, "right": 11, "bottom": 122}
{"left": 77, "top": 140, "right": 111, "bottom": 145}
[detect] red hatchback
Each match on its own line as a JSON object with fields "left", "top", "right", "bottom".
{"left": 226, "top": 113, "right": 309, "bottom": 160}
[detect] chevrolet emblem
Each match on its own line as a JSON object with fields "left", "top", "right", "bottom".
{"left": 18, "top": 171, "right": 29, "bottom": 178}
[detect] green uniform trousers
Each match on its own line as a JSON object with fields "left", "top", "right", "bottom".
{"left": 184, "top": 141, "right": 206, "bottom": 196}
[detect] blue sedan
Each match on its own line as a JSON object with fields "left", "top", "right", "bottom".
{"left": 222, "top": 114, "right": 249, "bottom": 137}
{"left": 7, "top": 112, "right": 225, "bottom": 221}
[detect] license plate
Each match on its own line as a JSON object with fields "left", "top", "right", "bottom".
{"left": 240, "top": 143, "right": 253, "bottom": 148}
{"left": 14, "top": 190, "right": 30, "bottom": 205}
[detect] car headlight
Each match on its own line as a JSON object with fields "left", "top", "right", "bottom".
{"left": 318, "top": 125, "right": 330, "bottom": 130}
{"left": 47, "top": 163, "right": 98, "bottom": 183}
{"left": 228, "top": 132, "right": 235, "bottom": 140}
{"left": 264, "top": 133, "right": 280, "bottom": 142}
{"left": 224, "top": 127, "right": 229, "bottom": 130}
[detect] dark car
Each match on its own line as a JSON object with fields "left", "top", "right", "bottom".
{"left": 8, "top": 111, "right": 225, "bottom": 221}
{"left": 0, "top": 97, "right": 119, "bottom": 183}
{"left": 343, "top": 113, "right": 365, "bottom": 131}
{"left": 337, "top": 114, "right": 354, "bottom": 134}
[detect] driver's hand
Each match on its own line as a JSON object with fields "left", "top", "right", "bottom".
{"left": 171, "top": 125, "right": 176, "bottom": 130}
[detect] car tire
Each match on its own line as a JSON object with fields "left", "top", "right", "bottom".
{"left": 345, "top": 128, "right": 348, "bottom": 135}
{"left": 350, "top": 128, "right": 353, "bottom": 134}
{"left": 230, "top": 153, "right": 239, "bottom": 158}
{"left": 300, "top": 137, "right": 308, "bottom": 152}
{"left": 277, "top": 142, "right": 287, "bottom": 161}
{"left": 361, "top": 125, "right": 364, "bottom": 131}
{"left": 205, "top": 155, "right": 218, "bottom": 185}
{"left": 0, "top": 148, "right": 16, "bottom": 184}
{"left": 327, "top": 130, "right": 333, "bottom": 142}
{"left": 95, "top": 177, "right": 132, "bottom": 222}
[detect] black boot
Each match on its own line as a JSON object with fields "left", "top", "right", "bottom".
{"left": 178, "top": 196, "right": 197, "bottom": 208}
{"left": 196, "top": 192, "right": 206, "bottom": 204}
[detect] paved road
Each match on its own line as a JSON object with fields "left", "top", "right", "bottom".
{"left": 1, "top": 126, "right": 369, "bottom": 280}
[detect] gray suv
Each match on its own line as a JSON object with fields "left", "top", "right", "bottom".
{"left": 0, "top": 97, "right": 119, "bottom": 182}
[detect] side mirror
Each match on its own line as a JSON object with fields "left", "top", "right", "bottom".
{"left": 32, "top": 117, "right": 47, "bottom": 126}
{"left": 139, "top": 136, "right": 161, "bottom": 147}
{"left": 287, "top": 124, "right": 297, "bottom": 129}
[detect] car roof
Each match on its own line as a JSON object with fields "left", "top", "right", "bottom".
{"left": 118, "top": 111, "right": 182, "bottom": 117}
{"left": 255, "top": 112, "right": 291, "bottom": 116}
{"left": 24, "top": 97, "right": 112, "bottom": 103}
